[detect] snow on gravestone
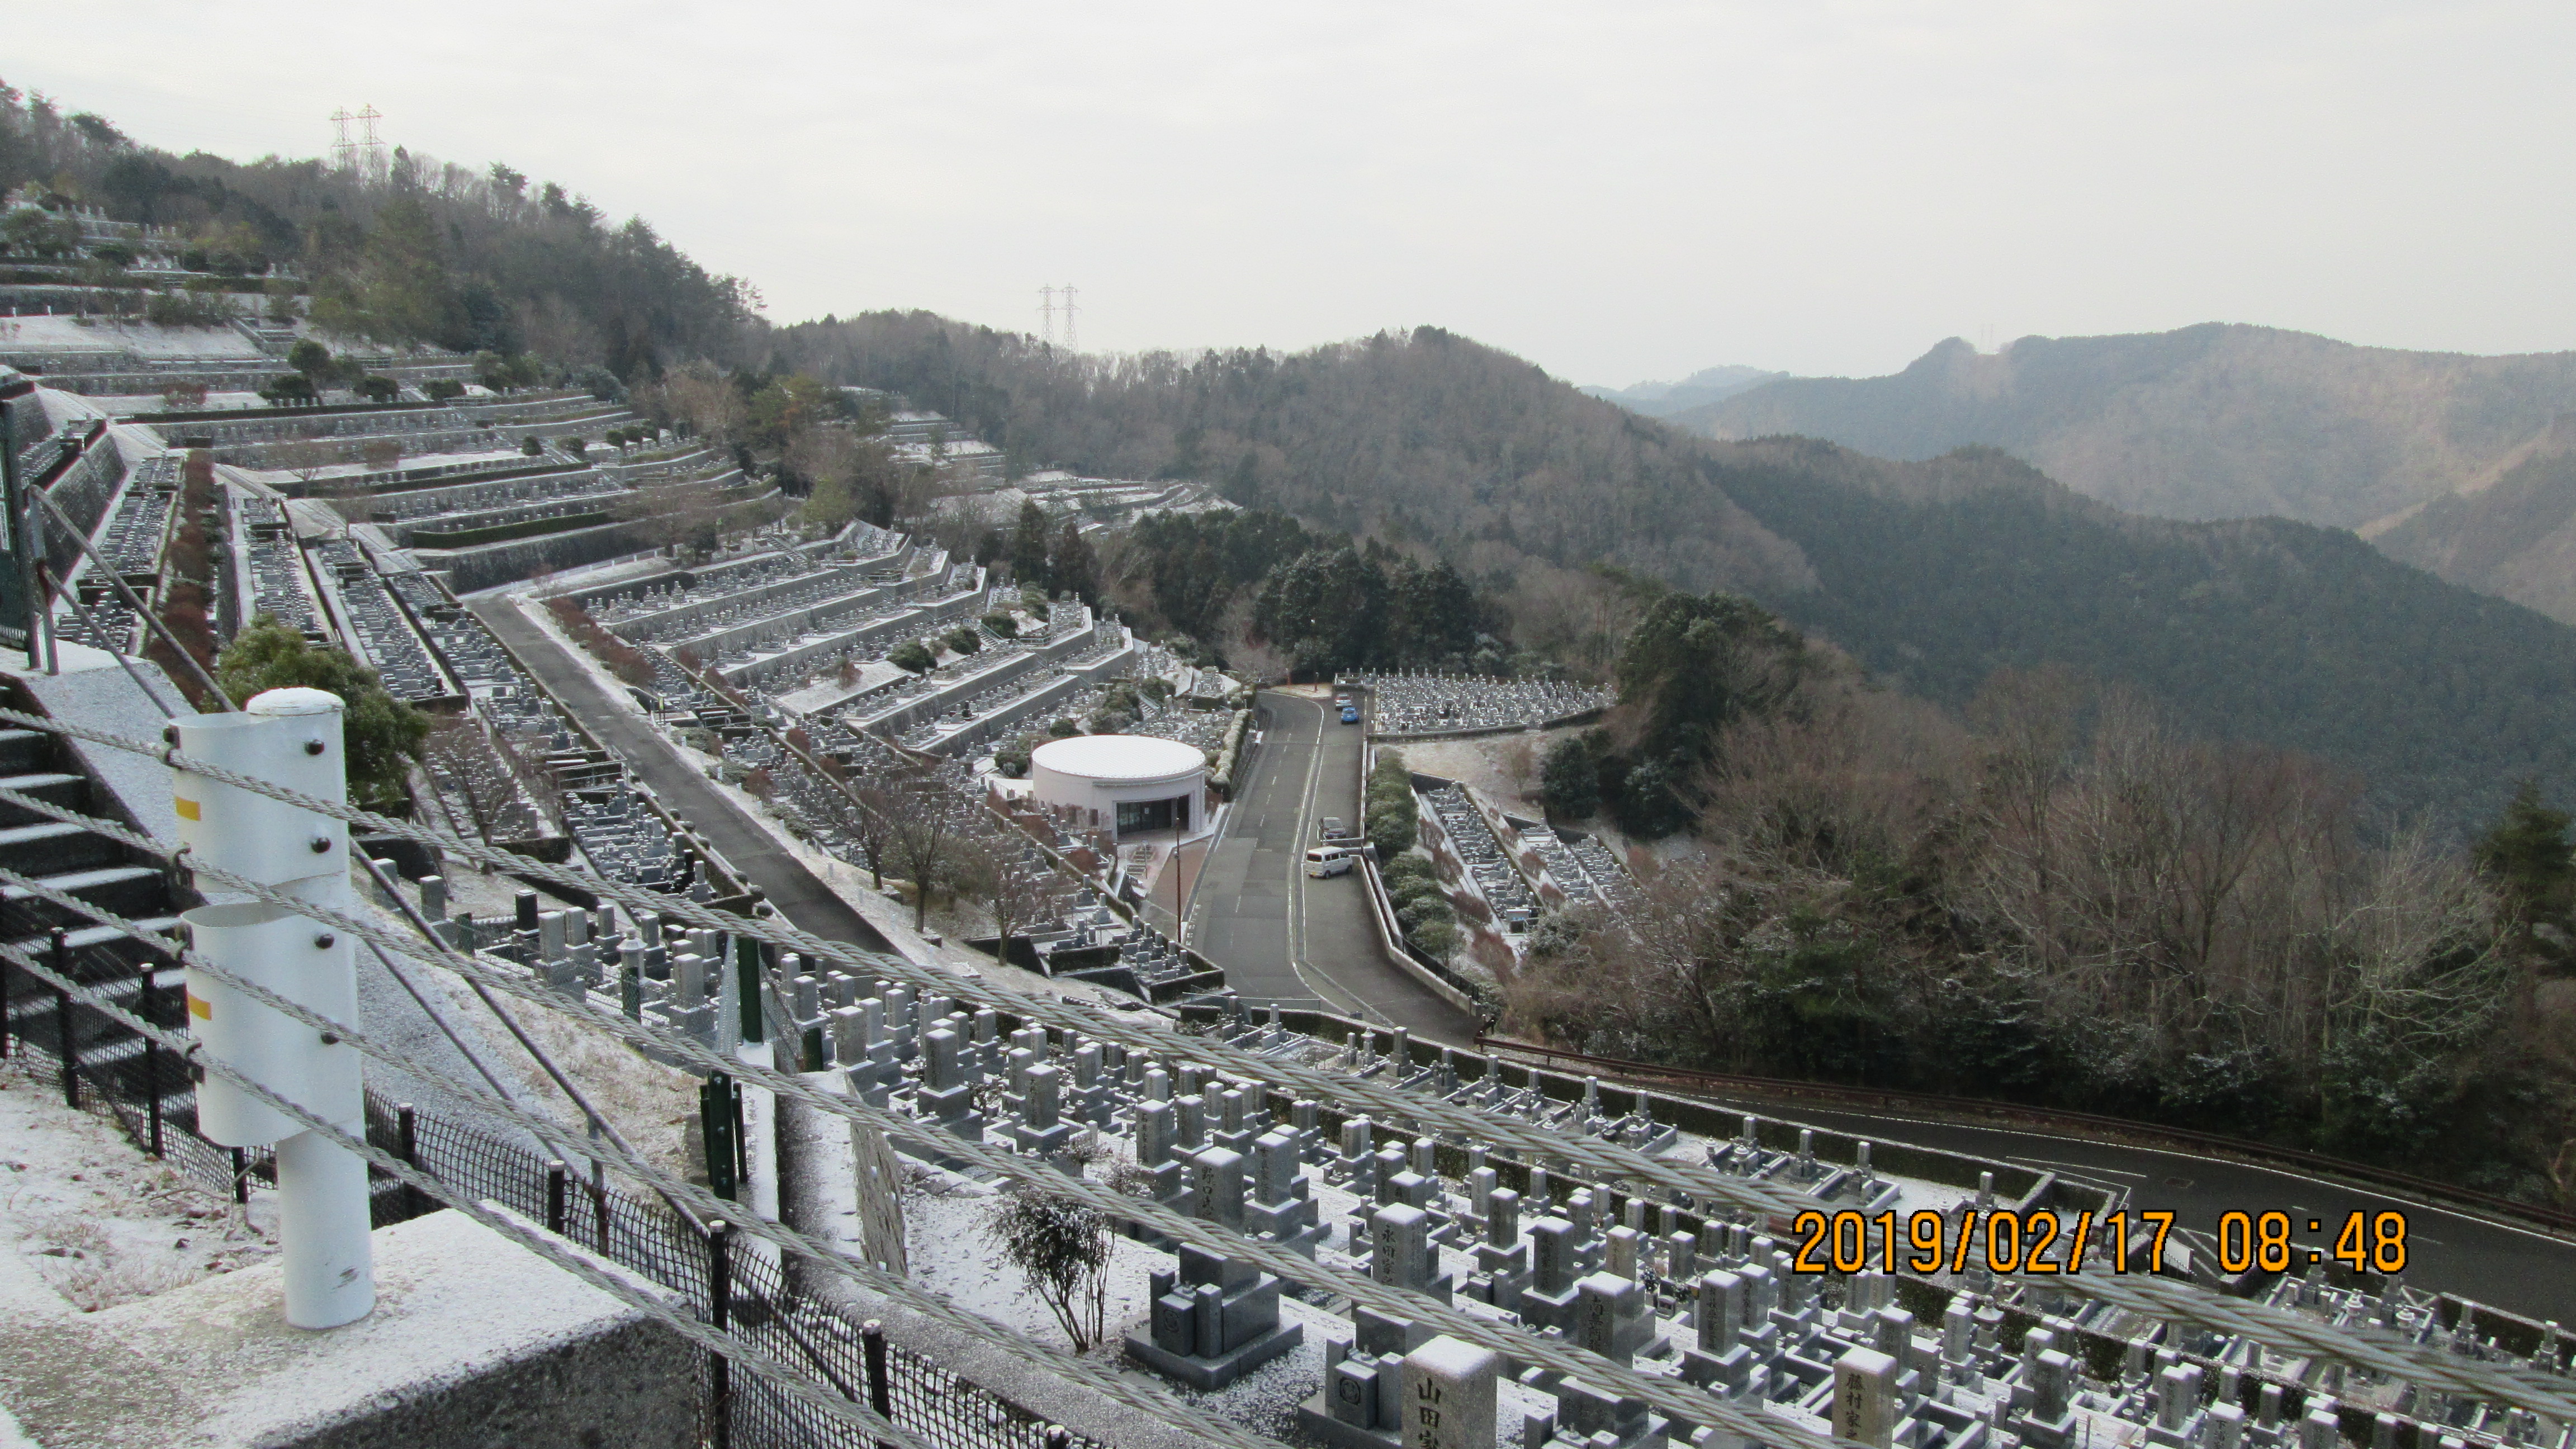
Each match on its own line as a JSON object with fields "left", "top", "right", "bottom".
{"left": 1402, "top": 1334, "right": 1499, "bottom": 1449}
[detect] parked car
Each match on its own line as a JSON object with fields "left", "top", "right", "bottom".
{"left": 1320, "top": 816, "right": 1349, "bottom": 840}
{"left": 1304, "top": 845, "right": 1357, "bottom": 878}
{"left": 1340, "top": 703, "right": 1360, "bottom": 724}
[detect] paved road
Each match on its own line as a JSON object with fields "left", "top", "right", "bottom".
{"left": 1668, "top": 1088, "right": 2576, "bottom": 1322}
{"left": 1188, "top": 691, "right": 1475, "bottom": 1044}
{"left": 470, "top": 595, "right": 896, "bottom": 958}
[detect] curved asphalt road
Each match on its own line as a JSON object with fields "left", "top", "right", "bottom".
{"left": 1186, "top": 692, "right": 1475, "bottom": 1044}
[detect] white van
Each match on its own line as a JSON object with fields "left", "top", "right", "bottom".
{"left": 1304, "top": 845, "right": 1356, "bottom": 878}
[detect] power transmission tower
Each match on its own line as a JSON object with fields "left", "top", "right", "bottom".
{"left": 1058, "top": 285, "right": 1078, "bottom": 353}
{"left": 329, "top": 108, "right": 355, "bottom": 173}
{"left": 357, "top": 105, "right": 387, "bottom": 186}
{"left": 1038, "top": 286, "right": 1056, "bottom": 347}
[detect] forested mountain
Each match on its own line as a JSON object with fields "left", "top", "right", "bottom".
{"left": 770, "top": 312, "right": 2576, "bottom": 828}
{"left": 0, "top": 82, "right": 750, "bottom": 372}
{"left": 2374, "top": 423, "right": 2576, "bottom": 623}
{"left": 1717, "top": 443, "right": 2576, "bottom": 827}
{"left": 1677, "top": 324, "right": 2576, "bottom": 529}
{"left": 1581, "top": 364, "right": 1786, "bottom": 418}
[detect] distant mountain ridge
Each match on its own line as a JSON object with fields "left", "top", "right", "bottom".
{"left": 1677, "top": 324, "right": 2576, "bottom": 530}
{"left": 1583, "top": 364, "right": 1787, "bottom": 417}
{"left": 776, "top": 315, "right": 2576, "bottom": 827}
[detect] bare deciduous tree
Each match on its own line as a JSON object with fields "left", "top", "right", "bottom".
{"left": 887, "top": 783, "right": 963, "bottom": 931}
{"left": 955, "top": 834, "right": 1060, "bottom": 964}
{"left": 982, "top": 1189, "right": 1111, "bottom": 1351}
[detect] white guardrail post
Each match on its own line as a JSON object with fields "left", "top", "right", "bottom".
{"left": 174, "top": 686, "right": 375, "bottom": 1329}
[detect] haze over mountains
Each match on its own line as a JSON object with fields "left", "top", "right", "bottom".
{"left": 1630, "top": 323, "right": 2576, "bottom": 624}
{"left": 1673, "top": 324, "right": 2576, "bottom": 529}
{"left": 1579, "top": 365, "right": 1787, "bottom": 418}
{"left": 784, "top": 316, "right": 2576, "bottom": 827}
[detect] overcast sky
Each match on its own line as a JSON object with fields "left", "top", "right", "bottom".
{"left": 20, "top": 2, "right": 2575, "bottom": 384}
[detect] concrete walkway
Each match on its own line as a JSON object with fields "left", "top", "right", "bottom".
{"left": 469, "top": 595, "right": 897, "bottom": 958}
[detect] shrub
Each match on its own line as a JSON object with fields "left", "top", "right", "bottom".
{"left": 520, "top": 436, "right": 546, "bottom": 456}
{"left": 215, "top": 616, "right": 429, "bottom": 813}
{"left": 982, "top": 612, "right": 1019, "bottom": 638}
{"left": 1048, "top": 717, "right": 1080, "bottom": 737}
{"left": 1391, "top": 878, "right": 1447, "bottom": 912}
{"left": 357, "top": 375, "right": 400, "bottom": 403}
{"left": 889, "top": 641, "right": 936, "bottom": 674}
{"left": 423, "top": 378, "right": 466, "bottom": 402}
{"left": 1409, "top": 919, "right": 1460, "bottom": 960}
{"left": 1365, "top": 794, "right": 1417, "bottom": 857}
{"left": 944, "top": 626, "right": 982, "bottom": 655}
{"left": 1382, "top": 854, "right": 1436, "bottom": 886}
{"left": 983, "top": 1191, "right": 1111, "bottom": 1351}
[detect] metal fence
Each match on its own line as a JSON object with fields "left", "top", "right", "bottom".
{"left": 2, "top": 951, "right": 1109, "bottom": 1449}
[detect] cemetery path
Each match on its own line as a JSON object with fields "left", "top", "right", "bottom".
{"left": 1682, "top": 1091, "right": 2576, "bottom": 1323}
{"left": 1190, "top": 691, "right": 1474, "bottom": 1044}
{"left": 469, "top": 596, "right": 900, "bottom": 959}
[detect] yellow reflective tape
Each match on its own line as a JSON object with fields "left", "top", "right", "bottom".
{"left": 186, "top": 991, "right": 211, "bottom": 1020}
{"left": 174, "top": 797, "right": 201, "bottom": 821}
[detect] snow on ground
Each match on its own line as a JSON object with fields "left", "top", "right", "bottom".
{"left": 1395, "top": 728, "right": 1699, "bottom": 866}
{"left": 231, "top": 447, "right": 531, "bottom": 489}
{"left": 778, "top": 659, "right": 910, "bottom": 716}
{"left": 411, "top": 952, "right": 703, "bottom": 1192}
{"left": 885, "top": 1136, "right": 1625, "bottom": 1443}
{"left": 0, "top": 1055, "right": 279, "bottom": 1314}
{"left": 1388, "top": 729, "right": 1580, "bottom": 819}
{"left": 0, "top": 316, "right": 267, "bottom": 358}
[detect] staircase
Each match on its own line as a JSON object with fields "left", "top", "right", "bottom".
{"left": 0, "top": 690, "right": 192, "bottom": 1147}
{"left": 0, "top": 685, "right": 425, "bottom": 1221}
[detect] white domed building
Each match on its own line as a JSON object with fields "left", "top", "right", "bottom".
{"left": 1029, "top": 734, "right": 1213, "bottom": 844}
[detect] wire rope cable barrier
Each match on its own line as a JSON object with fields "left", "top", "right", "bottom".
{"left": 11, "top": 707, "right": 2572, "bottom": 1428}
{"left": 1, "top": 705, "right": 2572, "bottom": 1435}
{"left": 0, "top": 788, "right": 1865, "bottom": 1449}
{"left": 0, "top": 849, "right": 1299, "bottom": 1449}
{"left": 0, "top": 925, "right": 945, "bottom": 1449}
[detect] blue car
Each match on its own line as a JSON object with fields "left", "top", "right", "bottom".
{"left": 1339, "top": 704, "right": 1359, "bottom": 724}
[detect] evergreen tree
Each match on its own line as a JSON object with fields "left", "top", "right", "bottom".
{"left": 1049, "top": 519, "right": 1097, "bottom": 604}
{"left": 1540, "top": 735, "right": 1602, "bottom": 820}
{"left": 1009, "top": 500, "right": 1052, "bottom": 589}
{"left": 2475, "top": 779, "right": 2575, "bottom": 926}
{"left": 214, "top": 616, "right": 429, "bottom": 815}
{"left": 1252, "top": 547, "right": 1385, "bottom": 675}
{"left": 1614, "top": 591, "right": 1808, "bottom": 764}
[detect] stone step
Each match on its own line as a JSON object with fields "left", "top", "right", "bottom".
{"left": 0, "top": 820, "right": 122, "bottom": 875}
{"left": 0, "top": 770, "right": 90, "bottom": 828}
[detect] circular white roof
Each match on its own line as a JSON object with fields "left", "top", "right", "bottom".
{"left": 1031, "top": 733, "right": 1206, "bottom": 784}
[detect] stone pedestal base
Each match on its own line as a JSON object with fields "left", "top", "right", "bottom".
{"left": 1121, "top": 1318, "right": 1303, "bottom": 1390}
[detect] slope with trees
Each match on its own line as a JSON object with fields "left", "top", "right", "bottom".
{"left": 2373, "top": 427, "right": 2576, "bottom": 623}
{"left": 768, "top": 313, "right": 2576, "bottom": 830}
{"left": 1513, "top": 600, "right": 2576, "bottom": 1206}
{"left": 0, "top": 80, "right": 751, "bottom": 374}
